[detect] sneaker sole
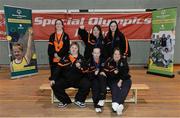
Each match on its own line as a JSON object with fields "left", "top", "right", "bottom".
{"left": 74, "top": 102, "right": 86, "bottom": 108}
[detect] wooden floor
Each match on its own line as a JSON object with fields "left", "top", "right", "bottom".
{"left": 0, "top": 66, "right": 180, "bottom": 117}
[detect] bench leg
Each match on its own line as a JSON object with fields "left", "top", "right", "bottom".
{"left": 133, "top": 89, "right": 137, "bottom": 104}
{"left": 51, "top": 90, "right": 54, "bottom": 104}
{"left": 131, "top": 89, "right": 137, "bottom": 104}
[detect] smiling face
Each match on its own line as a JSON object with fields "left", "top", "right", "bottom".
{"left": 12, "top": 45, "right": 23, "bottom": 60}
{"left": 113, "top": 50, "right": 121, "bottom": 62}
{"left": 70, "top": 44, "right": 79, "bottom": 55}
{"left": 93, "top": 26, "right": 100, "bottom": 38}
{"left": 55, "top": 20, "right": 63, "bottom": 31}
{"left": 110, "top": 22, "right": 117, "bottom": 32}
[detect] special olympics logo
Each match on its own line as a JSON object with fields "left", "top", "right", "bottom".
{"left": 17, "top": 9, "right": 22, "bottom": 15}
{"left": 161, "top": 10, "right": 166, "bottom": 15}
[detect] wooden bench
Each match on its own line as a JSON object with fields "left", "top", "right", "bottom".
{"left": 39, "top": 83, "right": 149, "bottom": 104}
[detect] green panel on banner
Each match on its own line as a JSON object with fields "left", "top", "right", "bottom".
{"left": 11, "top": 69, "right": 38, "bottom": 77}
{"left": 147, "top": 8, "right": 177, "bottom": 77}
{"left": 4, "top": 5, "right": 38, "bottom": 79}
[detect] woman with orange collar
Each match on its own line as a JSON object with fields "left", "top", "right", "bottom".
{"left": 51, "top": 42, "right": 91, "bottom": 108}
{"left": 48, "top": 19, "right": 70, "bottom": 81}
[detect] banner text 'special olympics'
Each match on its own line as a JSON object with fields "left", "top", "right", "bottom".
{"left": 34, "top": 17, "right": 152, "bottom": 27}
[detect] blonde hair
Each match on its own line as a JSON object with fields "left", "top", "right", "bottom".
{"left": 12, "top": 43, "right": 23, "bottom": 52}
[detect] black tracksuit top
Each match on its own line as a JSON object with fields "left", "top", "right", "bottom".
{"left": 48, "top": 32, "right": 70, "bottom": 64}
{"left": 103, "top": 58, "right": 131, "bottom": 81}
{"left": 105, "top": 31, "right": 131, "bottom": 58}
{"left": 52, "top": 54, "right": 87, "bottom": 81}
{"left": 78, "top": 28, "right": 105, "bottom": 60}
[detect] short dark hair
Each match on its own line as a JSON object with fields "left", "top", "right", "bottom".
{"left": 93, "top": 47, "right": 101, "bottom": 52}
{"left": 113, "top": 47, "right": 121, "bottom": 55}
{"left": 55, "top": 19, "right": 64, "bottom": 26}
{"left": 70, "top": 42, "right": 80, "bottom": 54}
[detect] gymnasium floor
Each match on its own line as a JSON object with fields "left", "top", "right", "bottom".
{"left": 0, "top": 66, "right": 180, "bottom": 117}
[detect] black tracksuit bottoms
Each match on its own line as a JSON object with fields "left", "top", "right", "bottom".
{"left": 51, "top": 77, "right": 91, "bottom": 104}
{"left": 90, "top": 75, "right": 107, "bottom": 107}
{"left": 49, "top": 63, "right": 57, "bottom": 77}
{"left": 108, "top": 79, "right": 132, "bottom": 104}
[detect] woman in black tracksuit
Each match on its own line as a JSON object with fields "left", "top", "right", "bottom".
{"left": 105, "top": 21, "right": 131, "bottom": 59}
{"left": 78, "top": 25, "right": 105, "bottom": 60}
{"left": 51, "top": 42, "right": 91, "bottom": 108}
{"left": 103, "top": 48, "right": 132, "bottom": 115}
{"left": 87, "top": 47, "right": 107, "bottom": 113}
{"left": 48, "top": 19, "right": 70, "bottom": 81}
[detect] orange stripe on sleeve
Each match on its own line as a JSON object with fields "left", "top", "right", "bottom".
{"left": 69, "top": 55, "right": 76, "bottom": 63}
{"left": 58, "top": 62, "right": 71, "bottom": 67}
{"left": 53, "top": 57, "right": 60, "bottom": 63}
{"left": 125, "top": 36, "right": 129, "bottom": 55}
{"left": 49, "top": 42, "right": 53, "bottom": 45}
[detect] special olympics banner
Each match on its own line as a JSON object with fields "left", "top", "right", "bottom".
{"left": 147, "top": 8, "right": 177, "bottom": 77}
{"left": 0, "top": 13, "right": 6, "bottom": 40}
{"left": 0, "top": 12, "right": 152, "bottom": 40}
{"left": 4, "top": 5, "right": 38, "bottom": 79}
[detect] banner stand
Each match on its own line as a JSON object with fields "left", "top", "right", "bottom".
{"left": 4, "top": 5, "right": 38, "bottom": 79}
{"left": 147, "top": 7, "right": 177, "bottom": 78}
{"left": 147, "top": 71, "right": 175, "bottom": 78}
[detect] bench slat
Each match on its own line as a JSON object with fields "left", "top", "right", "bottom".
{"left": 40, "top": 83, "right": 149, "bottom": 90}
{"left": 40, "top": 83, "right": 149, "bottom": 104}
{"left": 40, "top": 84, "right": 76, "bottom": 90}
{"left": 131, "top": 84, "right": 149, "bottom": 89}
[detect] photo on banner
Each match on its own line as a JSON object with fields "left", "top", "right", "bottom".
{"left": 147, "top": 8, "right": 177, "bottom": 77}
{"left": 4, "top": 5, "right": 38, "bottom": 79}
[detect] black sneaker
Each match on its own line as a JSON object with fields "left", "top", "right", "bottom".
{"left": 58, "top": 102, "right": 68, "bottom": 108}
{"left": 74, "top": 101, "right": 86, "bottom": 108}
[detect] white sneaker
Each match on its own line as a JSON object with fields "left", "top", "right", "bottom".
{"left": 116, "top": 104, "right": 124, "bottom": 115}
{"left": 95, "top": 108, "right": 102, "bottom": 113}
{"left": 97, "top": 100, "right": 105, "bottom": 107}
{"left": 112, "top": 102, "right": 119, "bottom": 112}
{"left": 106, "top": 86, "right": 110, "bottom": 91}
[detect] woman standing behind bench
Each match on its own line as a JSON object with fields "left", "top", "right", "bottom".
{"left": 103, "top": 48, "right": 132, "bottom": 115}
{"left": 51, "top": 42, "right": 91, "bottom": 108}
{"left": 105, "top": 21, "right": 131, "bottom": 59}
{"left": 48, "top": 19, "right": 70, "bottom": 81}
{"left": 78, "top": 25, "right": 105, "bottom": 60}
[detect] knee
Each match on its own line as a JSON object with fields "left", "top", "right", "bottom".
{"left": 128, "top": 79, "right": 132, "bottom": 86}
{"left": 81, "top": 80, "right": 91, "bottom": 90}
{"left": 85, "top": 81, "right": 91, "bottom": 89}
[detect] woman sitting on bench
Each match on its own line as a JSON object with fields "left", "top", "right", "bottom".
{"left": 50, "top": 42, "right": 91, "bottom": 108}
{"left": 103, "top": 48, "right": 132, "bottom": 115}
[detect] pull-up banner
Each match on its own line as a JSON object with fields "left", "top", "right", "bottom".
{"left": 4, "top": 5, "right": 38, "bottom": 79}
{"left": 147, "top": 8, "right": 177, "bottom": 77}
{"left": 1, "top": 12, "right": 152, "bottom": 40}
